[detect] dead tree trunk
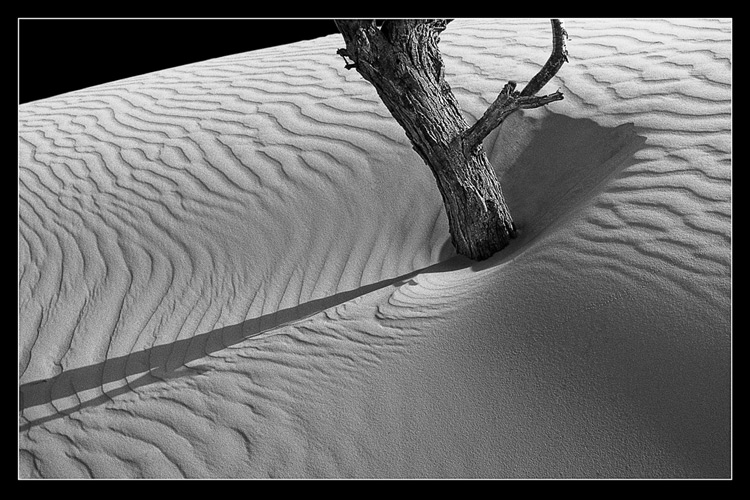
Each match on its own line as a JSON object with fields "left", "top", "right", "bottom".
{"left": 335, "top": 19, "right": 569, "bottom": 261}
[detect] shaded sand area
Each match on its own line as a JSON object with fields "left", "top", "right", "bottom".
{"left": 18, "top": 19, "right": 731, "bottom": 478}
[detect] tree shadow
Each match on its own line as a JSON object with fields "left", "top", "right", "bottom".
{"left": 471, "top": 110, "right": 648, "bottom": 270}
{"left": 19, "top": 266, "right": 435, "bottom": 432}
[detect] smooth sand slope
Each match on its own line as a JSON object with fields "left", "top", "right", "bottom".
{"left": 18, "top": 18, "right": 731, "bottom": 478}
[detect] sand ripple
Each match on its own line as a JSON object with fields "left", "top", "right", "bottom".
{"left": 19, "top": 19, "right": 730, "bottom": 478}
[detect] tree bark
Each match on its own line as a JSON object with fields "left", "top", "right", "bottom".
{"left": 335, "top": 19, "right": 568, "bottom": 261}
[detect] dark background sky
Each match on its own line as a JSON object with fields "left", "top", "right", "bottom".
{"left": 18, "top": 19, "right": 342, "bottom": 104}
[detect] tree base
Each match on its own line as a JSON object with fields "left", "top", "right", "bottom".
{"left": 448, "top": 192, "right": 518, "bottom": 261}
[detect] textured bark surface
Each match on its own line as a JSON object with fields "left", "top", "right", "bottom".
{"left": 336, "top": 19, "right": 568, "bottom": 261}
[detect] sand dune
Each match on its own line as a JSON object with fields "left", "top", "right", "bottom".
{"left": 18, "top": 19, "right": 731, "bottom": 478}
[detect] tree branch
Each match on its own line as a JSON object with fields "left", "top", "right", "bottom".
{"left": 461, "top": 19, "right": 569, "bottom": 153}
{"left": 520, "top": 18, "right": 569, "bottom": 97}
{"left": 462, "top": 84, "right": 564, "bottom": 154}
{"left": 517, "top": 90, "right": 565, "bottom": 109}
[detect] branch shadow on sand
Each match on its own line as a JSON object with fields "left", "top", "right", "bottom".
{"left": 18, "top": 267, "right": 436, "bottom": 431}
{"left": 470, "top": 109, "right": 648, "bottom": 270}
{"left": 19, "top": 111, "right": 647, "bottom": 432}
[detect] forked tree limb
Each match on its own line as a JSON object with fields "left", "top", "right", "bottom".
{"left": 333, "top": 18, "right": 569, "bottom": 260}
{"left": 462, "top": 83, "right": 564, "bottom": 155}
{"left": 462, "top": 19, "right": 569, "bottom": 153}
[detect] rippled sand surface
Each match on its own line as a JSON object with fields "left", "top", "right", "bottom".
{"left": 19, "top": 19, "right": 731, "bottom": 478}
